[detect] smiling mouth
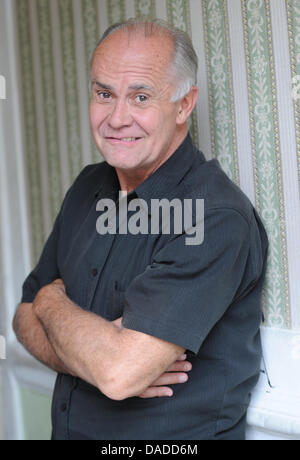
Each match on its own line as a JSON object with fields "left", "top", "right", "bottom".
{"left": 106, "top": 137, "right": 142, "bottom": 142}
{"left": 105, "top": 137, "right": 143, "bottom": 145}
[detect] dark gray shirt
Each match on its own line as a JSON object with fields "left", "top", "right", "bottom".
{"left": 21, "top": 134, "right": 268, "bottom": 440}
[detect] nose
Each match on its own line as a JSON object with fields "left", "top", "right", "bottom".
{"left": 108, "top": 98, "right": 133, "bottom": 129}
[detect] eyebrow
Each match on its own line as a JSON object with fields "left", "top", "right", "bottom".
{"left": 93, "top": 81, "right": 155, "bottom": 93}
{"left": 128, "top": 83, "right": 154, "bottom": 92}
{"left": 93, "top": 81, "right": 113, "bottom": 91}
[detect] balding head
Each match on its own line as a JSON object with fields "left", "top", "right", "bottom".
{"left": 92, "top": 18, "right": 198, "bottom": 102}
{"left": 89, "top": 18, "right": 199, "bottom": 189}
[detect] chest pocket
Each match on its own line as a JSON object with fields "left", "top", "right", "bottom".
{"left": 109, "top": 282, "right": 125, "bottom": 321}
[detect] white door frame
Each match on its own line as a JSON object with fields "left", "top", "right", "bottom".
{"left": 0, "top": 0, "right": 55, "bottom": 440}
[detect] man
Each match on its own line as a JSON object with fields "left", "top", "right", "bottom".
{"left": 13, "top": 19, "right": 268, "bottom": 440}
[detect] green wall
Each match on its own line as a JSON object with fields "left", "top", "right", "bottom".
{"left": 20, "top": 387, "right": 52, "bottom": 440}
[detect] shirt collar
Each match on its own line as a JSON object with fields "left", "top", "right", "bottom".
{"left": 95, "top": 133, "right": 205, "bottom": 207}
{"left": 94, "top": 163, "right": 120, "bottom": 200}
{"left": 134, "top": 133, "right": 203, "bottom": 204}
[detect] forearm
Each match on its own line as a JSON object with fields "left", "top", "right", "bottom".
{"left": 13, "top": 302, "right": 73, "bottom": 375}
{"left": 14, "top": 300, "right": 191, "bottom": 401}
{"left": 33, "top": 281, "right": 186, "bottom": 400}
{"left": 33, "top": 288, "right": 122, "bottom": 392}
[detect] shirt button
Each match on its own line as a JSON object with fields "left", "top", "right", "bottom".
{"left": 60, "top": 403, "right": 67, "bottom": 412}
{"left": 91, "top": 268, "right": 98, "bottom": 277}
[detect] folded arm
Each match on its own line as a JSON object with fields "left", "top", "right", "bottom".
{"left": 14, "top": 280, "right": 189, "bottom": 400}
{"left": 31, "top": 279, "right": 185, "bottom": 400}
{"left": 12, "top": 301, "right": 73, "bottom": 375}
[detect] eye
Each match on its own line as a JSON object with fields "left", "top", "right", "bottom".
{"left": 135, "top": 94, "right": 149, "bottom": 104}
{"left": 94, "top": 90, "right": 112, "bottom": 102}
{"left": 99, "top": 91, "right": 112, "bottom": 99}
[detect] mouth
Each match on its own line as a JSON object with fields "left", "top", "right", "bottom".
{"left": 105, "top": 137, "right": 143, "bottom": 145}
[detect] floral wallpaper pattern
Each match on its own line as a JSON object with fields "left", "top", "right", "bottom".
{"left": 16, "top": 0, "right": 300, "bottom": 329}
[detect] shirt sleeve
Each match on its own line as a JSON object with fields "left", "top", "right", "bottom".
{"left": 21, "top": 211, "right": 62, "bottom": 303}
{"left": 122, "top": 208, "right": 252, "bottom": 354}
{"left": 21, "top": 165, "right": 92, "bottom": 303}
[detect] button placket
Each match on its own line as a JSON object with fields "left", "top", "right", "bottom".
{"left": 91, "top": 268, "right": 98, "bottom": 277}
{"left": 86, "top": 265, "right": 101, "bottom": 309}
{"left": 60, "top": 402, "right": 67, "bottom": 412}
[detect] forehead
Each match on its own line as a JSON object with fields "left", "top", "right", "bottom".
{"left": 91, "top": 29, "right": 175, "bottom": 88}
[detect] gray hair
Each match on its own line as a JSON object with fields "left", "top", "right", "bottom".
{"left": 93, "top": 18, "right": 198, "bottom": 102}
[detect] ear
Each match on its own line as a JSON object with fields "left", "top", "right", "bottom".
{"left": 176, "top": 86, "right": 199, "bottom": 125}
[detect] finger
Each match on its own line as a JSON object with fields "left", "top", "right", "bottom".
{"left": 138, "top": 386, "right": 173, "bottom": 399}
{"left": 53, "top": 279, "right": 64, "bottom": 285}
{"left": 112, "top": 317, "right": 123, "bottom": 328}
{"left": 150, "top": 372, "right": 188, "bottom": 387}
{"left": 52, "top": 279, "right": 66, "bottom": 292}
{"left": 177, "top": 354, "right": 187, "bottom": 361}
{"left": 166, "top": 361, "right": 192, "bottom": 372}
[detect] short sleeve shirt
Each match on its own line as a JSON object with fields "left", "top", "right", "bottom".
{"left": 21, "top": 133, "right": 269, "bottom": 440}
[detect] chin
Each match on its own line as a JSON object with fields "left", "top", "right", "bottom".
{"left": 104, "top": 155, "right": 139, "bottom": 171}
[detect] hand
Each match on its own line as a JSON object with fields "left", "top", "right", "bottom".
{"left": 50, "top": 278, "right": 66, "bottom": 294}
{"left": 33, "top": 279, "right": 66, "bottom": 317}
{"left": 138, "top": 353, "right": 192, "bottom": 398}
{"left": 112, "top": 316, "right": 123, "bottom": 329}
{"left": 111, "top": 317, "right": 192, "bottom": 398}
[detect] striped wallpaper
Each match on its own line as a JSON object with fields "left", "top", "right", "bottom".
{"left": 15, "top": 0, "right": 300, "bottom": 329}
